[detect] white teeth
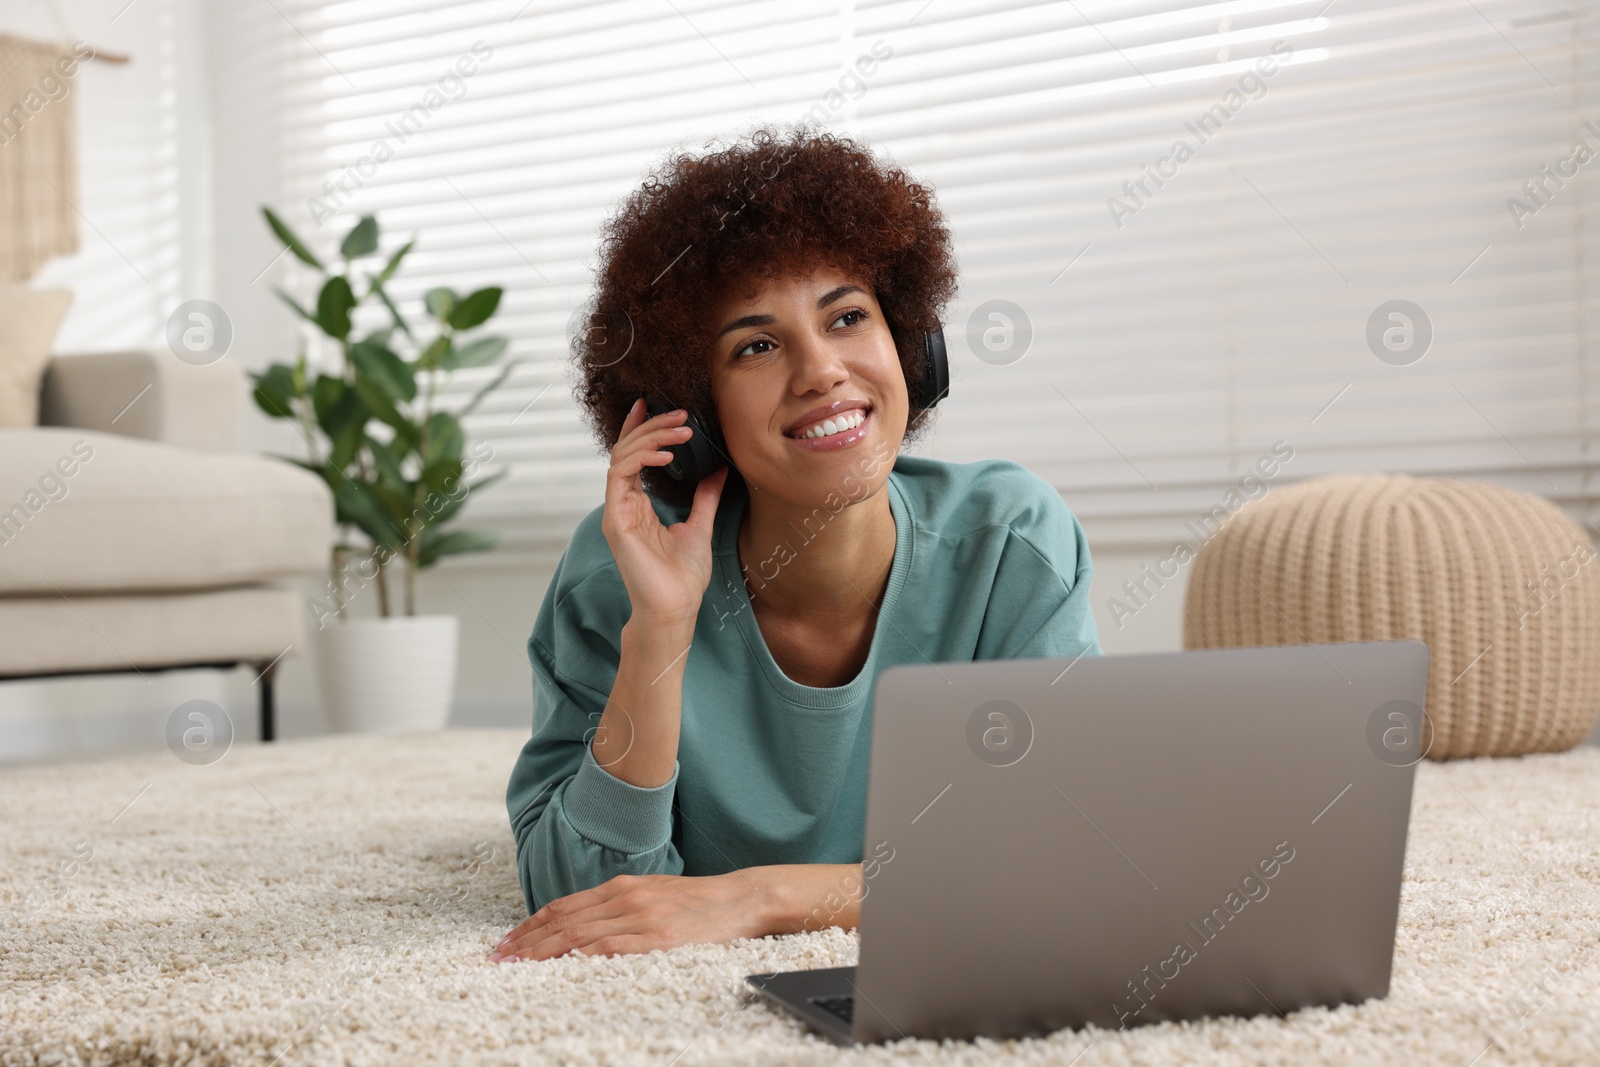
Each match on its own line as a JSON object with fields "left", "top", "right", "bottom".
{"left": 801, "top": 410, "right": 865, "bottom": 439}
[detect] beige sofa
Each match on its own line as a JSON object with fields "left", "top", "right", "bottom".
{"left": 0, "top": 351, "right": 333, "bottom": 741}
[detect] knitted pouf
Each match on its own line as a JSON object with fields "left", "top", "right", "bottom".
{"left": 1182, "top": 473, "right": 1600, "bottom": 759}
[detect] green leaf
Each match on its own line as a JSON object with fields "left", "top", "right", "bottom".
{"left": 312, "top": 375, "right": 366, "bottom": 440}
{"left": 448, "top": 287, "right": 502, "bottom": 331}
{"left": 417, "top": 336, "right": 452, "bottom": 371}
{"left": 458, "top": 362, "right": 515, "bottom": 418}
{"left": 352, "top": 373, "right": 419, "bottom": 449}
{"left": 328, "top": 417, "right": 364, "bottom": 472}
{"left": 368, "top": 479, "right": 416, "bottom": 537}
{"left": 369, "top": 279, "right": 414, "bottom": 339}
{"left": 250, "top": 365, "right": 298, "bottom": 419}
{"left": 272, "top": 286, "right": 317, "bottom": 326}
{"left": 423, "top": 411, "right": 464, "bottom": 464}
{"left": 333, "top": 479, "right": 404, "bottom": 551}
{"left": 424, "top": 288, "right": 456, "bottom": 321}
{"left": 311, "top": 374, "right": 345, "bottom": 420}
{"left": 418, "top": 526, "right": 498, "bottom": 568}
{"left": 361, "top": 326, "right": 395, "bottom": 347}
{"left": 428, "top": 468, "right": 506, "bottom": 526}
{"left": 419, "top": 457, "right": 464, "bottom": 495}
{"left": 365, "top": 433, "right": 408, "bottom": 488}
{"left": 262, "top": 205, "right": 323, "bottom": 270}
{"left": 351, "top": 339, "right": 417, "bottom": 403}
{"left": 340, "top": 215, "right": 379, "bottom": 260}
{"left": 371, "top": 238, "right": 414, "bottom": 288}
{"left": 276, "top": 455, "right": 348, "bottom": 496}
{"left": 315, "top": 276, "right": 356, "bottom": 341}
{"left": 443, "top": 334, "right": 508, "bottom": 370}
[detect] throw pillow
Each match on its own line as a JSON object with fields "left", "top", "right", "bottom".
{"left": 0, "top": 287, "right": 73, "bottom": 427}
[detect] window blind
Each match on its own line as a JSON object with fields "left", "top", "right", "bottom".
{"left": 270, "top": 0, "right": 1599, "bottom": 567}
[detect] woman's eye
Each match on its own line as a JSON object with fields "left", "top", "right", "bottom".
{"left": 734, "top": 337, "right": 775, "bottom": 359}
{"left": 830, "top": 309, "right": 866, "bottom": 329}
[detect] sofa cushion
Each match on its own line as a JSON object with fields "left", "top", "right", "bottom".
{"left": 0, "top": 428, "right": 332, "bottom": 594}
{"left": 40, "top": 350, "right": 247, "bottom": 451}
{"left": 0, "top": 288, "right": 72, "bottom": 427}
{"left": 0, "top": 584, "right": 303, "bottom": 675}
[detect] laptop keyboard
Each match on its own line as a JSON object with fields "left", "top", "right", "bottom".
{"left": 808, "top": 994, "right": 854, "bottom": 1024}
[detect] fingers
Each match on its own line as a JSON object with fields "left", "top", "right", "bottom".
{"left": 498, "top": 919, "right": 648, "bottom": 962}
{"left": 609, "top": 402, "right": 694, "bottom": 480}
{"left": 493, "top": 902, "right": 632, "bottom": 962}
{"left": 491, "top": 879, "right": 627, "bottom": 957}
{"left": 684, "top": 466, "right": 730, "bottom": 538}
{"left": 608, "top": 443, "right": 676, "bottom": 484}
{"left": 490, "top": 875, "right": 665, "bottom": 963}
{"left": 615, "top": 399, "right": 690, "bottom": 453}
{"left": 618, "top": 396, "right": 646, "bottom": 439}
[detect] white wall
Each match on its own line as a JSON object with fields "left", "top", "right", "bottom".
{"left": 16, "top": 0, "right": 211, "bottom": 351}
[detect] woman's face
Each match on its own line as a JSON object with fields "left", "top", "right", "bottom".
{"left": 706, "top": 265, "right": 906, "bottom": 507}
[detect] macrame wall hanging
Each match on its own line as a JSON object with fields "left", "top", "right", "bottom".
{"left": 0, "top": 3, "right": 127, "bottom": 283}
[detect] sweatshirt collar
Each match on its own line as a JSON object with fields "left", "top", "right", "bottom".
{"left": 711, "top": 469, "right": 913, "bottom": 709}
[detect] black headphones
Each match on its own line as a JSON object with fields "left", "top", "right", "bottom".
{"left": 643, "top": 328, "right": 949, "bottom": 486}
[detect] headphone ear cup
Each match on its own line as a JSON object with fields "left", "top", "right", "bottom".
{"left": 679, "top": 410, "right": 726, "bottom": 484}
{"left": 910, "top": 328, "right": 951, "bottom": 410}
{"left": 642, "top": 392, "right": 726, "bottom": 485}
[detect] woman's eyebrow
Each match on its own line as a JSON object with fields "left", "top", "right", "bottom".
{"left": 716, "top": 286, "right": 865, "bottom": 337}
{"left": 718, "top": 313, "right": 775, "bottom": 337}
{"left": 817, "top": 284, "right": 864, "bottom": 308}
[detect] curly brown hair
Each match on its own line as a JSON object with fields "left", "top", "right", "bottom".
{"left": 570, "top": 125, "right": 959, "bottom": 509}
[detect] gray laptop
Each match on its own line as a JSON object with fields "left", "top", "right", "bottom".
{"left": 746, "top": 639, "right": 1430, "bottom": 1045}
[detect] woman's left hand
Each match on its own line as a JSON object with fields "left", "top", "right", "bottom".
{"left": 489, "top": 871, "right": 779, "bottom": 962}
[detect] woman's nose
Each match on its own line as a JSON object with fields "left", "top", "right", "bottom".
{"left": 786, "top": 334, "right": 849, "bottom": 392}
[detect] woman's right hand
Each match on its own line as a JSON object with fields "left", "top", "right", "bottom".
{"left": 602, "top": 398, "right": 730, "bottom": 630}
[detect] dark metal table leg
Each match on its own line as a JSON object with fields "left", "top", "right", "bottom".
{"left": 258, "top": 660, "right": 277, "bottom": 742}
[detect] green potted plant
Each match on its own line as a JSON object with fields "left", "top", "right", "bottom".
{"left": 252, "top": 208, "right": 513, "bottom": 733}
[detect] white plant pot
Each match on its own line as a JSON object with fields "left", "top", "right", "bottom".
{"left": 316, "top": 615, "right": 459, "bottom": 734}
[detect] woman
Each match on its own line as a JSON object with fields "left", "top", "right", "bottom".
{"left": 492, "top": 127, "right": 1101, "bottom": 964}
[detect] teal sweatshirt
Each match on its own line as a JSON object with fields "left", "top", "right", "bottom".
{"left": 504, "top": 455, "right": 1102, "bottom": 913}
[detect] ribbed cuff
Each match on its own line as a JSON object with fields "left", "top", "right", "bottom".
{"left": 560, "top": 744, "right": 679, "bottom": 854}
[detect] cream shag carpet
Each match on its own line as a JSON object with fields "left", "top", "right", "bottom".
{"left": 2, "top": 729, "right": 1598, "bottom": 1067}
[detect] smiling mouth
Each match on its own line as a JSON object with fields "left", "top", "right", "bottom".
{"left": 786, "top": 405, "right": 871, "bottom": 440}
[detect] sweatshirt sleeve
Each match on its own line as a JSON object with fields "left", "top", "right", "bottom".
{"left": 974, "top": 468, "right": 1104, "bottom": 662}
{"left": 504, "top": 563, "right": 684, "bottom": 915}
